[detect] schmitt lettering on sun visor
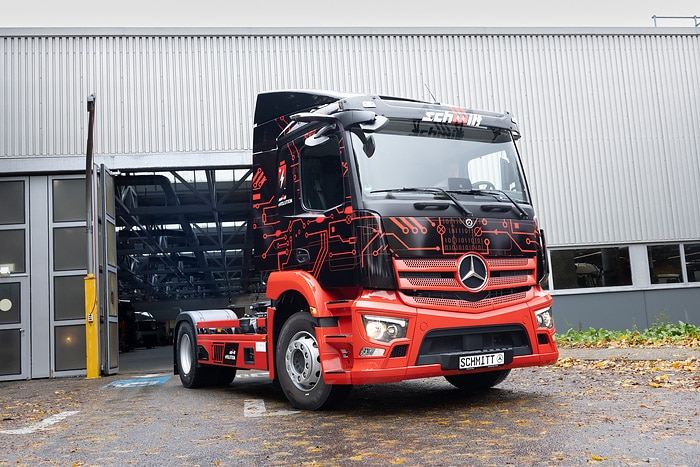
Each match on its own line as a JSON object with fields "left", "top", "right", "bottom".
{"left": 422, "top": 111, "right": 483, "bottom": 127}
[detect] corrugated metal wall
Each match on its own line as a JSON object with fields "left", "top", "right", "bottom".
{"left": 1, "top": 29, "right": 699, "bottom": 246}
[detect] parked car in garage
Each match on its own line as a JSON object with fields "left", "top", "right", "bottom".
{"left": 134, "top": 311, "right": 159, "bottom": 349}
{"left": 119, "top": 300, "right": 159, "bottom": 350}
{"left": 118, "top": 301, "right": 137, "bottom": 352}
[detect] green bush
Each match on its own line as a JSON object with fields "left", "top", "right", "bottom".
{"left": 556, "top": 321, "right": 700, "bottom": 346}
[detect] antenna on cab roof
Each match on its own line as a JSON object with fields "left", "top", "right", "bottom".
{"left": 424, "top": 84, "right": 438, "bottom": 104}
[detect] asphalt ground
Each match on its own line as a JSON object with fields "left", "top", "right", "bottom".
{"left": 116, "top": 345, "right": 700, "bottom": 374}
{"left": 1, "top": 345, "right": 698, "bottom": 466}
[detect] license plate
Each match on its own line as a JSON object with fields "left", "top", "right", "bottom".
{"left": 459, "top": 352, "right": 505, "bottom": 370}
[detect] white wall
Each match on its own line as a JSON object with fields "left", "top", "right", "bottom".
{"left": 2, "top": 27, "right": 699, "bottom": 247}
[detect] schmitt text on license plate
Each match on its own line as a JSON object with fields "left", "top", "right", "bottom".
{"left": 459, "top": 352, "right": 505, "bottom": 370}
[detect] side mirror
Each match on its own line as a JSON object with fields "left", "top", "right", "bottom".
{"left": 362, "top": 134, "right": 376, "bottom": 157}
{"left": 358, "top": 115, "right": 388, "bottom": 157}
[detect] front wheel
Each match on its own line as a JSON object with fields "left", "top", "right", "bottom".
{"left": 445, "top": 369, "right": 511, "bottom": 391}
{"left": 275, "top": 312, "right": 351, "bottom": 410}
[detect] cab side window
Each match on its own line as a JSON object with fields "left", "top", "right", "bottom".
{"left": 300, "top": 136, "right": 344, "bottom": 211}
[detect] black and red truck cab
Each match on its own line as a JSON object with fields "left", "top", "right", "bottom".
{"left": 174, "top": 90, "right": 558, "bottom": 410}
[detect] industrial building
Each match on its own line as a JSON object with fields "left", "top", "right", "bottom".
{"left": 1, "top": 27, "right": 698, "bottom": 380}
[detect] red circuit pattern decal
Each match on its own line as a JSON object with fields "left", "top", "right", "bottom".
{"left": 382, "top": 216, "right": 541, "bottom": 258}
{"left": 252, "top": 120, "right": 540, "bottom": 285}
{"left": 252, "top": 133, "right": 358, "bottom": 283}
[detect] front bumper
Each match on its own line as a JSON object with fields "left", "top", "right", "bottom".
{"left": 317, "top": 288, "right": 558, "bottom": 385}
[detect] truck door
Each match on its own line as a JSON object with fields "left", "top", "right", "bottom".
{"left": 294, "top": 131, "right": 357, "bottom": 286}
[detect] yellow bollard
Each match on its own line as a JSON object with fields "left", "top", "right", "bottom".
{"left": 84, "top": 274, "right": 100, "bottom": 379}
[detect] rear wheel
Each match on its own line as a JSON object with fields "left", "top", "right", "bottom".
{"left": 176, "top": 321, "right": 212, "bottom": 388}
{"left": 445, "top": 369, "right": 511, "bottom": 391}
{"left": 276, "top": 312, "right": 352, "bottom": 410}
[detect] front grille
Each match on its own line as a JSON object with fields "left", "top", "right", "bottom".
{"left": 402, "top": 258, "right": 456, "bottom": 269}
{"left": 402, "top": 275, "right": 459, "bottom": 288}
{"left": 394, "top": 256, "right": 535, "bottom": 310}
{"left": 416, "top": 324, "right": 531, "bottom": 366}
{"left": 405, "top": 289, "right": 529, "bottom": 309}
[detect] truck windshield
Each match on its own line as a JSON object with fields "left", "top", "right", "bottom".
{"left": 351, "top": 121, "right": 530, "bottom": 204}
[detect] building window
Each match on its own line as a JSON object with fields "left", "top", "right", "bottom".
{"left": 648, "top": 244, "right": 682, "bottom": 284}
{"left": 53, "top": 227, "right": 87, "bottom": 271}
{"left": 0, "top": 282, "right": 21, "bottom": 324}
{"left": 0, "top": 329, "right": 21, "bottom": 375}
{"left": 54, "top": 275, "right": 85, "bottom": 321}
{"left": 685, "top": 243, "right": 700, "bottom": 283}
{"left": 52, "top": 178, "right": 86, "bottom": 222}
{"left": 550, "top": 247, "right": 632, "bottom": 290}
{"left": 0, "top": 230, "right": 26, "bottom": 274}
{"left": 0, "top": 180, "right": 25, "bottom": 225}
{"left": 55, "top": 325, "right": 86, "bottom": 371}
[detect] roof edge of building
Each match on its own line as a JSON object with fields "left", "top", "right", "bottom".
{"left": 1, "top": 26, "right": 699, "bottom": 38}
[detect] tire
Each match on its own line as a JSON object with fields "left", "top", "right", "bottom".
{"left": 176, "top": 321, "right": 211, "bottom": 389}
{"left": 210, "top": 366, "right": 236, "bottom": 387}
{"left": 445, "top": 369, "right": 511, "bottom": 391}
{"left": 275, "top": 312, "right": 352, "bottom": 410}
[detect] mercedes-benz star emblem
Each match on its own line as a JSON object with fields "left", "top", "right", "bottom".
{"left": 457, "top": 254, "right": 488, "bottom": 292}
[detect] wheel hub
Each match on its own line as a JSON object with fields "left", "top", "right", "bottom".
{"left": 179, "top": 333, "right": 192, "bottom": 374}
{"left": 284, "top": 331, "right": 321, "bottom": 391}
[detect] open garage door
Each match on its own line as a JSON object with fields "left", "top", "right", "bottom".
{"left": 99, "top": 165, "right": 119, "bottom": 375}
{"left": 113, "top": 167, "right": 257, "bottom": 349}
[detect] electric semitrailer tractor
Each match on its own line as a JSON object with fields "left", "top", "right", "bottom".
{"left": 173, "top": 90, "right": 558, "bottom": 410}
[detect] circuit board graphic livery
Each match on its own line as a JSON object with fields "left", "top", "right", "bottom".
{"left": 381, "top": 216, "right": 541, "bottom": 258}
{"left": 251, "top": 97, "right": 542, "bottom": 296}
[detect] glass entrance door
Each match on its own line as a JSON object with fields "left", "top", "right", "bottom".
{"left": 0, "top": 179, "right": 30, "bottom": 381}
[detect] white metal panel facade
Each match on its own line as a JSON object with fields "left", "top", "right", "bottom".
{"left": 1, "top": 28, "right": 699, "bottom": 247}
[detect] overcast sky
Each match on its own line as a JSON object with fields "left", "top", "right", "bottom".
{"left": 0, "top": 0, "right": 698, "bottom": 28}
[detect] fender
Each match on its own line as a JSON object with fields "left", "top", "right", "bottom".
{"left": 176, "top": 308, "right": 241, "bottom": 327}
{"left": 266, "top": 270, "right": 358, "bottom": 381}
{"left": 265, "top": 270, "right": 354, "bottom": 317}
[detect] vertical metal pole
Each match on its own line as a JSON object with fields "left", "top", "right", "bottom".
{"left": 86, "top": 94, "right": 96, "bottom": 275}
{"left": 85, "top": 94, "right": 100, "bottom": 379}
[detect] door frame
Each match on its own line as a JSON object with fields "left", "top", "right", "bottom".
{"left": 0, "top": 177, "right": 31, "bottom": 381}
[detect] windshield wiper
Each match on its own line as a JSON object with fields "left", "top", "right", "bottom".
{"left": 371, "top": 187, "right": 474, "bottom": 218}
{"left": 455, "top": 189, "right": 529, "bottom": 219}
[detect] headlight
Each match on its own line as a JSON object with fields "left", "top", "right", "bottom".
{"left": 535, "top": 307, "right": 554, "bottom": 329}
{"left": 362, "top": 315, "right": 408, "bottom": 343}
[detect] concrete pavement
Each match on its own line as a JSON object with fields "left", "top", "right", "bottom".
{"left": 558, "top": 345, "right": 700, "bottom": 361}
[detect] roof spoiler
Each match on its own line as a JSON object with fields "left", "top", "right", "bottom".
{"left": 253, "top": 90, "right": 349, "bottom": 153}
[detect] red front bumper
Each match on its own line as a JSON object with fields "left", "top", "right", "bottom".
{"left": 316, "top": 288, "right": 558, "bottom": 385}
